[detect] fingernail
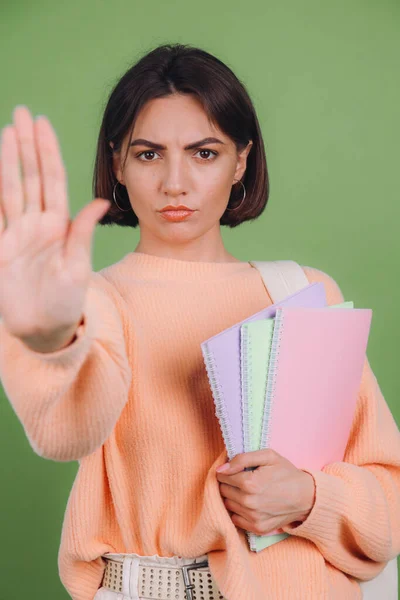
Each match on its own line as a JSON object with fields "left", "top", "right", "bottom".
{"left": 216, "top": 463, "right": 230, "bottom": 473}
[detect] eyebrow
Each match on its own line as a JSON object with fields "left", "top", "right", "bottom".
{"left": 129, "top": 137, "right": 226, "bottom": 151}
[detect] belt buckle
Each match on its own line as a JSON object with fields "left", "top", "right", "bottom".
{"left": 181, "top": 559, "right": 209, "bottom": 600}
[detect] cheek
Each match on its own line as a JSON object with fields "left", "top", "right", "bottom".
{"left": 125, "top": 167, "right": 156, "bottom": 191}
{"left": 201, "top": 176, "right": 232, "bottom": 210}
{"left": 206, "top": 163, "right": 237, "bottom": 199}
{"left": 123, "top": 170, "right": 158, "bottom": 215}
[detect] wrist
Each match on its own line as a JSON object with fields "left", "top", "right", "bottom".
{"left": 297, "top": 471, "right": 316, "bottom": 522}
{"left": 19, "top": 316, "right": 84, "bottom": 353}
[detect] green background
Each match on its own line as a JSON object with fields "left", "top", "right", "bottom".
{"left": 0, "top": 0, "right": 399, "bottom": 597}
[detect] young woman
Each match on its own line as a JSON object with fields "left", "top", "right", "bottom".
{"left": 0, "top": 43, "right": 399, "bottom": 600}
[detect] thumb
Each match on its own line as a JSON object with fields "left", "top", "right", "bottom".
{"left": 64, "top": 198, "right": 111, "bottom": 266}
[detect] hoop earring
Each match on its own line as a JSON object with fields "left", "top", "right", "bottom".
{"left": 226, "top": 178, "right": 246, "bottom": 211}
{"left": 113, "top": 181, "right": 132, "bottom": 212}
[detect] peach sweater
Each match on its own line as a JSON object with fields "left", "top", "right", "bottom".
{"left": 0, "top": 252, "right": 399, "bottom": 600}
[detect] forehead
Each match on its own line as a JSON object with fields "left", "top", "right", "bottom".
{"left": 130, "top": 93, "right": 226, "bottom": 141}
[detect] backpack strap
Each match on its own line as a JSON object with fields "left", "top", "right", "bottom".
{"left": 248, "top": 260, "right": 309, "bottom": 303}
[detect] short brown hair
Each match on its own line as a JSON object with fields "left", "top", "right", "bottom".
{"left": 94, "top": 43, "right": 269, "bottom": 229}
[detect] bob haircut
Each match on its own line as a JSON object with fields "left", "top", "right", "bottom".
{"left": 94, "top": 43, "right": 269, "bottom": 229}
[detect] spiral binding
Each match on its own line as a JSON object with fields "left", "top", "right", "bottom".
{"left": 240, "top": 325, "right": 253, "bottom": 454}
{"left": 246, "top": 315, "right": 284, "bottom": 552}
{"left": 201, "top": 342, "right": 236, "bottom": 460}
{"left": 260, "top": 308, "right": 285, "bottom": 451}
{"left": 241, "top": 325, "right": 260, "bottom": 552}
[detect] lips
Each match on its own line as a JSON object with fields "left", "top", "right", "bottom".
{"left": 160, "top": 205, "right": 194, "bottom": 212}
{"left": 162, "top": 210, "right": 192, "bottom": 214}
{"left": 159, "top": 210, "right": 195, "bottom": 222}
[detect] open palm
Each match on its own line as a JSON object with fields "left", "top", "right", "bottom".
{"left": 0, "top": 106, "right": 110, "bottom": 340}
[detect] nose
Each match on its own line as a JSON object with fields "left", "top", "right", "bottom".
{"left": 160, "top": 154, "right": 189, "bottom": 197}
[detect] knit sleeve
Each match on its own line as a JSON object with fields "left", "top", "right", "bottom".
{"left": 281, "top": 266, "right": 400, "bottom": 581}
{"left": 0, "top": 271, "right": 132, "bottom": 463}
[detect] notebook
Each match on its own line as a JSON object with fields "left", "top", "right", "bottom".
{"left": 240, "top": 304, "right": 372, "bottom": 551}
{"left": 240, "top": 301, "right": 355, "bottom": 551}
{"left": 201, "top": 282, "right": 327, "bottom": 461}
{"left": 241, "top": 301, "right": 355, "bottom": 453}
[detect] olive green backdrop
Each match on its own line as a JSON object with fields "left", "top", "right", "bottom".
{"left": 0, "top": 0, "right": 399, "bottom": 598}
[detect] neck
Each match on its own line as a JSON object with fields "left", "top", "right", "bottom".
{"left": 134, "top": 230, "right": 241, "bottom": 263}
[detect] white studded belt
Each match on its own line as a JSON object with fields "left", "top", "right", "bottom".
{"left": 102, "top": 556, "right": 226, "bottom": 600}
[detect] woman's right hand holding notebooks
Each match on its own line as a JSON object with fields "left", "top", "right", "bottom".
{"left": 0, "top": 106, "right": 111, "bottom": 353}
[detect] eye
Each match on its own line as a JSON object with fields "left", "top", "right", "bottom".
{"left": 195, "top": 149, "right": 218, "bottom": 160}
{"left": 136, "top": 150, "right": 160, "bottom": 162}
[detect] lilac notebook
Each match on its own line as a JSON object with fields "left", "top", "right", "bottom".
{"left": 200, "top": 282, "right": 327, "bottom": 460}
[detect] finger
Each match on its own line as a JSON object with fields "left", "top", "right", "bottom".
{"left": 216, "top": 471, "right": 248, "bottom": 489}
{"left": 13, "top": 106, "right": 42, "bottom": 214}
{"left": 217, "top": 463, "right": 262, "bottom": 487}
{"left": 64, "top": 198, "right": 110, "bottom": 267}
{"left": 219, "top": 482, "right": 248, "bottom": 505}
{"left": 230, "top": 512, "right": 258, "bottom": 533}
{"left": 0, "top": 158, "right": 5, "bottom": 234}
{"left": 0, "top": 126, "right": 24, "bottom": 225}
{"left": 219, "top": 449, "right": 278, "bottom": 474}
{"left": 230, "top": 512, "right": 276, "bottom": 536}
{"left": 223, "top": 497, "right": 255, "bottom": 521}
{"left": 34, "top": 116, "right": 68, "bottom": 217}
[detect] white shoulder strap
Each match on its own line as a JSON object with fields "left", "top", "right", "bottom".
{"left": 248, "top": 260, "right": 309, "bottom": 303}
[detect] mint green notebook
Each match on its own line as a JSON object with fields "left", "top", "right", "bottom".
{"left": 240, "top": 301, "right": 354, "bottom": 552}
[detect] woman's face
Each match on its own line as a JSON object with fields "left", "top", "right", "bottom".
{"left": 112, "top": 93, "right": 253, "bottom": 245}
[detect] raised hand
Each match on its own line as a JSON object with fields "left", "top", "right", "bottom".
{"left": 0, "top": 106, "right": 110, "bottom": 349}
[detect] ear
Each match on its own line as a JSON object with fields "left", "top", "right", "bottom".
{"left": 233, "top": 140, "right": 253, "bottom": 182}
{"left": 109, "top": 142, "right": 125, "bottom": 185}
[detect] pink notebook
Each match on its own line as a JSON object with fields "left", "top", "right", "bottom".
{"left": 250, "top": 305, "right": 372, "bottom": 550}
{"left": 261, "top": 306, "right": 372, "bottom": 466}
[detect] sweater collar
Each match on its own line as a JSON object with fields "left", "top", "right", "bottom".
{"left": 120, "top": 251, "right": 254, "bottom": 281}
